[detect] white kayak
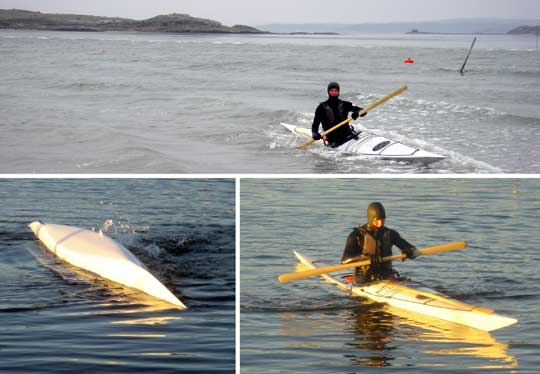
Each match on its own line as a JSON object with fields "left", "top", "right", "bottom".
{"left": 29, "top": 221, "right": 186, "bottom": 309}
{"left": 281, "top": 123, "right": 445, "bottom": 164}
{"left": 293, "top": 251, "right": 517, "bottom": 332}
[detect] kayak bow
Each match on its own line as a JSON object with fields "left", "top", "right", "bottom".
{"left": 29, "top": 221, "right": 187, "bottom": 309}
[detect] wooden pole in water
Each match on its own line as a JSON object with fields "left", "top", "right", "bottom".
{"left": 460, "top": 36, "right": 477, "bottom": 74}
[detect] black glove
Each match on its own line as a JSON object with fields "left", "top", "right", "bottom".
{"left": 352, "top": 106, "right": 367, "bottom": 118}
{"left": 351, "top": 112, "right": 359, "bottom": 120}
{"left": 312, "top": 132, "right": 322, "bottom": 140}
{"left": 405, "top": 246, "right": 419, "bottom": 260}
{"left": 370, "top": 254, "right": 383, "bottom": 265}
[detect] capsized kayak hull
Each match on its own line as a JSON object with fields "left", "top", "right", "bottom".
{"left": 29, "top": 221, "right": 186, "bottom": 309}
{"left": 281, "top": 123, "right": 445, "bottom": 165}
{"left": 293, "top": 251, "right": 516, "bottom": 332}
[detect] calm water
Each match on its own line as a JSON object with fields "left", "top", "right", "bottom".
{"left": 0, "top": 179, "right": 235, "bottom": 373}
{"left": 240, "top": 179, "right": 540, "bottom": 372}
{"left": 1, "top": 30, "right": 539, "bottom": 173}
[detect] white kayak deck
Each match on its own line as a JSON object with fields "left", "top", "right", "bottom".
{"left": 293, "top": 251, "right": 517, "bottom": 332}
{"left": 281, "top": 123, "right": 445, "bottom": 164}
{"left": 29, "top": 221, "right": 186, "bottom": 309}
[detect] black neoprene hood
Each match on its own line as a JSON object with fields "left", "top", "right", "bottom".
{"left": 327, "top": 82, "right": 340, "bottom": 92}
{"left": 367, "top": 202, "right": 386, "bottom": 222}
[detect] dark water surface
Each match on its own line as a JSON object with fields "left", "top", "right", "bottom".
{"left": 0, "top": 179, "right": 235, "bottom": 373}
{"left": 240, "top": 178, "right": 540, "bottom": 372}
{"left": 1, "top": 31, "right": 539, "bottom": 173}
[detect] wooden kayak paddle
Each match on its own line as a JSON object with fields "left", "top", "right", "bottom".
{"left": 278, "top": 241, "right": 467, "bottom": 283}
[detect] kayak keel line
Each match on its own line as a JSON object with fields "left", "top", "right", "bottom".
{"left": 29, "top": 221, "right": 187, "bottom": 309}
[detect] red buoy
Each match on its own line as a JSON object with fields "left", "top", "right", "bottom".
{"left": 404, "top": 58, "right": 414, "bottom": 64}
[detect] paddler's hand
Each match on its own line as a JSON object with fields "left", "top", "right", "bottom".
{"left": 403, "top": 246, "right": 420, "bottom": 261}
{"left": 351, "top": 107, "right": 366, "bottom": 120}
{"left": 312, "top": 132, "right": 322, "bottom": 140}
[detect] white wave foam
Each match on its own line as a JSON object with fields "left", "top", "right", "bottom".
{"left": 354, "top": 124, "right": 503, "bottom": 173}
{"left": 99, "top": 219, "right": 150, "bottom": 234}
{"left": 275, "top": 114, "right": 502, "bottom": 173}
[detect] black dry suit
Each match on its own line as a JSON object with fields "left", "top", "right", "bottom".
{"left": 341, "top": 203, "right": 416, "bottom": 284}
{"left": 312, "top": 90, "right": 363, "bottom": 147}
{"left": 341, "top": 225, "right": 416, "bottom": 284}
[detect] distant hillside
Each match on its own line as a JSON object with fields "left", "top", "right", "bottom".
{"left": 260, "top": 18, "right": 540, "bottom": 34}
{"left": 0, "top": 9, "right": 266, "bottom": 34}
{"left": 507, "top": 25, "right": 540, "bottom": 35}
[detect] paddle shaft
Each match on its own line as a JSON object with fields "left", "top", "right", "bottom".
{"left": 278, "top": 241, "right": 467, "bottom": 283}
{"left": 297, "top": 85, "right": 408, "bottom": 149}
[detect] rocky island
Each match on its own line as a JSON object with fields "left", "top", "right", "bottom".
{"left": 406, "top": 28, "right": 498, "bottom": 35}
{"left": 407, "top": 25, "right": 540, "bottom": 35}
{"left": 507, "top": 25, "right": 540, "bottom": 35}
{"left": 0, "top": 9, "right": 266, "bottom": 34}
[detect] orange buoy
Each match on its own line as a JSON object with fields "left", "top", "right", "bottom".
{"left": 404, "top": 58, "right": 414, "bottom": 64}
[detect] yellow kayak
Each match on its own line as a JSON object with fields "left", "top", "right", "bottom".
{"left": 294, "top": 250, "right": 516, "bottom": 332}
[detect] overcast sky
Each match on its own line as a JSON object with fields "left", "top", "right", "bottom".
{"left": 1, "top": 0, "right": 540, "bottom": 25}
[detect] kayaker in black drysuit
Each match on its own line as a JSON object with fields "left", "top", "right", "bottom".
{"left": 311, "top": 82, "right": 366, "bottom": 148}
{"left": 341, "top": 202, "right": 420, "bottom": 284}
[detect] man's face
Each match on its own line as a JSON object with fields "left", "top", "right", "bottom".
{"left": 329, "top": 88, "right": 339, "bottom": 97}
{"left": 372, "top": 218, "right": 385, "bottom": 229}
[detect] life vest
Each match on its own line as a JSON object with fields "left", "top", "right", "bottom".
{"left": 354, "top": 226, "right": 397, "bottom": 281}
{"left": 356, "top": 226, "right": 378, "bottom": 256}
{"left": 321, "top": 100, "right": 346, "bottom": 128}
{"left": 356, "top": 226, "right": 394, "bottom": 265}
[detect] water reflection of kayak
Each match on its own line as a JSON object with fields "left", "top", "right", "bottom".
{"left": 281, "top": 123, "right": 445, "bottom": 165}
{"left": 293, "top": 251, "right": 517, "bottom": 332}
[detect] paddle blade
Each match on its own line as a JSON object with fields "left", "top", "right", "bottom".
{"left": 297, "top": 138, "right": 316, "bottom": 149}
{"left": 417, "top": 241, "right": 467, "bottom": 256}
{"left": 278, "top": 255, "right": 385, "bottom": 283}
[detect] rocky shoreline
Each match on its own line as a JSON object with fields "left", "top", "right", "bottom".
{"left": 507, "top": 25, "right": 540, "bottom": 35}
{"left": 0, "top": 9, "right": 267, "bottom": 34}
{"left": 407, "top": 25, "right": 540, "bottom": 35}
{"left": 4, "top": 9, "right": 536, "bottom": 36}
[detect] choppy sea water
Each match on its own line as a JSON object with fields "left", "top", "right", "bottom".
{"left": 240, "top": 178, "right": 540, "bottom": 372}
{"left": 1, "top": 30, "right": 539, "bottom": 173}
{"left": 0, "top": 179, "right": 235, "bottom": 373}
